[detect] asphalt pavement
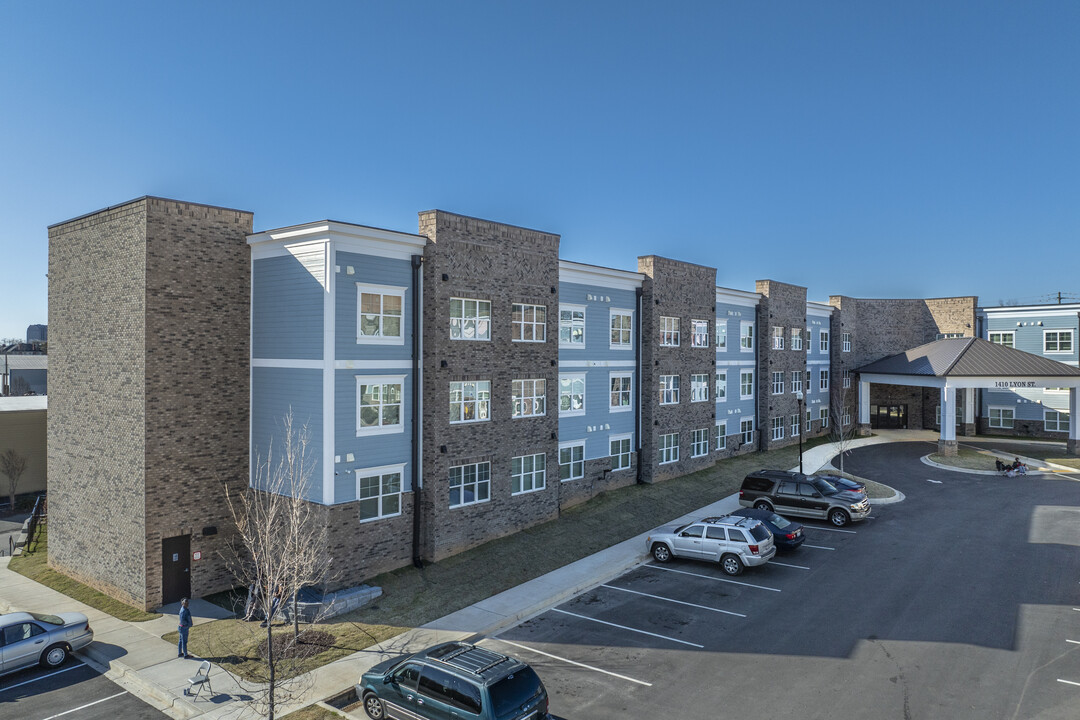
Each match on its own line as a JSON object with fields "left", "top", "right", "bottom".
{"left": 0, "top": 659, "right": 168, "bottom": 720}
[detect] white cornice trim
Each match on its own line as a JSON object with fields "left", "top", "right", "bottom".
{"left": 249, "top": 221, "right": 427, "bottom": 262}
{"left": 806, "top": 302, "right": 834, "bottom": 317}
{"left": 980, "top": 304, "right": 1080, "bottom": 315}
{"left": 715, "top": 287, "right": 761, "bottom": 307}
{"left": 559, "top": 261, "right": 644, "bottom": 290}
{"left": 252, "top": 358, "right": 323, "bottom": 370}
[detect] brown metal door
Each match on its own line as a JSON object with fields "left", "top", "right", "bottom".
{"left": 161, "top": 535, "right": 191, "bottom": 604}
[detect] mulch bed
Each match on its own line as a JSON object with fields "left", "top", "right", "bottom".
{"left": 257, "top": 630, "right": 337, "bottom": 661}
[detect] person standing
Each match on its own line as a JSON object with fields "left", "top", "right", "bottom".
{"left": 178, "top": 598, "right": 193, "bottom": 659}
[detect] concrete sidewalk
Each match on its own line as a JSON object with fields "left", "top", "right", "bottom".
{"left": 0, "top": 433, "right": 910, "bottom": 720}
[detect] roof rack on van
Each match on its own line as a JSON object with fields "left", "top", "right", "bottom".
{"left": 431, "top": 643, "right": 512, "bottom": 675}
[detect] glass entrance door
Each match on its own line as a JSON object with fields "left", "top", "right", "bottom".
{"left": 869, "top": 404, "right": 908, "bottom": 429}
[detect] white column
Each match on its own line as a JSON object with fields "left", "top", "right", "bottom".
{"left": 859, "top": 380, "right": 871, "bottom": 424}
{"left": 941, "top": 386, "right": 956, "bottom": 443}
{"left": 1069, "top": 387, "right": 1078, "bottom": 455}
{"left": 963, "top": 388, "right": 975, "bottom": 434}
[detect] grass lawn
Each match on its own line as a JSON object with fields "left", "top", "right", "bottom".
{"left": 280, "top": 705, "right": 345, "bottom": 720}
{"left": 169, "top": 437, "right": 867, "bottom": 682}
{"left": 995, "top": 448, "right": 1080, "bottom": 471}
{"left": 8, "top": 529, "right": 161, "bottom": 622}
{"left": 930, "top": 445, "right": 1000, "bottom": 471}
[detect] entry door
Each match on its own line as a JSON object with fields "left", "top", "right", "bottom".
{"left": 162, "top": 535, "right": 191, "bottom": 604}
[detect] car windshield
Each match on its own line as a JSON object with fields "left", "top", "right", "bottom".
{"left": 811, "top": 477, "right": 838, "bottom": 495}
{"left": 749, "top": 525, "right": 771, "bottom": 542}
{"left": 28, "top": 612, "right": 64, "bottom": 625}
{"left": 490, "top": 667, "right": 543, "bottom": 718}
{"left": 768, "top": 513, "right": 791, "bottom": 529}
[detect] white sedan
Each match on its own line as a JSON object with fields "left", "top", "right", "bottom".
{"left": 0, "top": 611, "right": 94, "bottom": 675}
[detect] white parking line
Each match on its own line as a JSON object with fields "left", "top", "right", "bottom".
{"left": 645, "top": 563, "right": 782, "bottom": 592}
{"left": 1057, "top": 679, "right": 1080, "bottom": 687}
{"left": 552, "top": 608, "right": 705, "bottom": 648}
{"left": 41, "top": 691, "right": 128, "bottom": 719}
{"left": 0, "top": 663, "right": 86, "bottom": 693}
{"left": 769, "top": 561, "right": 811, "bottom": 570}
{"left": 600, "top": 583, "right": 747, "bottom": 617}
{"left": 803, "top": 544, "right": 835, "bottom": 550}
{"left": 493, "top": 639, "right": 653, "bottom": 687}
{"left": 806, "top": 526, "right": 857, "bottom": 534}
{"left": 1067, "top": 639, "right": 1080, "bottom": 645}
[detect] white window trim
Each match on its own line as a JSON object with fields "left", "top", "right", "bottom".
{"left": 356, "top": 375, "right": 406, "bottom": 437}
{"left": 715, "top": 370, "right": 727, "bottom": 403}
{"left": 791, "top": 414, "right": 800, "bottom": 437}
{"left": 791, "top": 371, "right": 803, "bottom": 394}
{"left": 691, "top": 319, "right": 710, "bottom": 348}
{"left": 658, "top": 432, "right": 680, "bottom": 465}
{"left": 511, "top": 453, "right": 547, "bottom": 495}
{"left": 660, "top": 374, "right": 680, "bottom": 405}
{"left": 819, "top": 406, "right": 829, "bottom": 428}
{"left": 771, "top": 371, "right": 784, "bottom": 396}
{"left": 691, "top": 428, "right": 709, "bottom": 458}
{"left": 449, "top": 461, "right": 491, "bottom": 509}
{"left": 820, "top": 330, "right": 830, "bottom": 353}
{"left": 772, "top": 326, "right": 784, "bottom": 350}
{"left": 1044, "top": 329, "right": 1074, "bottom": 354}
{"left": 740, "top": 418, "right": 754, "bottom": 444}
{"left": 511, "top": 303, "right": 547, "bottom": 343}
{"left": 450, "top": 296, "right": 492, "bottom": 342}
{"left": 989, "top": 405, "right": 1015, "bottom": 428}
{"left": 715, "top": 421, "right": 727, "bottom": 451}
{"left": 559, "top": 303, "right": 587, "bottom": 349}
{"left": 820, "top": 369, "right": 830, "bottom": 392}
{"left": 356, "top": 462, "right": 406, "bottom": 523}
{"left": 740, "top": 369, "right": 754, "bottom": 400}
{"left": 660, "top": 316, "right": 681, "bottom": 347}
{"left": 740, "top": 321, "right": 755, "bottom": 352}
{"left": 558, "top": 441, "right": 586, "bottom": 482}
{"left": 988, "top": 331, "right": 1015, "bottom": 348}
{"left": 609, "top": 371, "right": 633, "bottom": 413}
{"left": 715, "top": 319, "right": 728, "bottom": 350}
{"left": 1044, "top": 409, "right": 1070, "bottom": 432}
{"left": 356, "top": 283, "right": 407, "bottom": 346}
{"left": 609, "top": 308, "right": 634, "bottom": 350}
{"left": 791, "top": 328, "right": 802, "bottom": 351}
{"left": 690, "top": 373, "right": 710, "bottom": 403}
{"left": 609, "top": 432, "right": 633, "bottom": 472}
{"left": 512, "top": 378, "right": 547, "bottom": 418}
{"left": 842, "top": 332, "right": 851, "bottom": 352}
{"left": 558, "top": 372, "right": 587, "bottom": 417}
{"left": 449, "top": 380, "right": 491, "bottom": 424}
{"left": 842, "top": 369, "right": 851, "bottom": 389}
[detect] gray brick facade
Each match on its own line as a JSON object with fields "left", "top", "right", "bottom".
{"left": 755, "top": 280, "right": 808, "bottom": 451}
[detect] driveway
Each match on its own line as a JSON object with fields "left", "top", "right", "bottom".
{"left": 477, "top": 440, "right": 1080, "bottom": 720}
{"left": 0, "top": 658, "right": 168, "bottom": 720}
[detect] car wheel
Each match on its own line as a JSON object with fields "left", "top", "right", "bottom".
{"left": 41, "top": 644, "right": 69, "bottom": 668}
{"left": 652, "top": 543, "right": 672, "bottom": 563}
{"left": 720, "top": 554, "right": 743, "bottom": 576}
{"left": 363, "top": 693, "right": 386, "bottom": 720}
{"left": 829, "top": 508, "right": 850, "bottom": 527}
{"left": 753, "top": 500, "right": 772, "bottom": 511}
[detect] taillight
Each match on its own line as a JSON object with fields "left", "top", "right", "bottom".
{"left": 785, "top": 533, "right": 797, "bottom": 540}
{"left": 739, "top": 490, "right": 744, "bottom": 497}
{"left": 748, "top": 544, "right": 759, "bottom": 554}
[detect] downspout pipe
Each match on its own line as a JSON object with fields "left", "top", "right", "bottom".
{"left": 635, "top": 287, "right": 645, "bottom": 483}
{"left": 411, "top": 254, "right": 424, "bottom": 569}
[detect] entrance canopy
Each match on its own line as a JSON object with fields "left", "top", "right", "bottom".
{"left": 855, "top": 337, "right": 1080, "bottom": 454}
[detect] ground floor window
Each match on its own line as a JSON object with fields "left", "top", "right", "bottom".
{"left": 449, "top": 462, "right": 490, "bottom": 508}
{"left": 819, "top": 406, "right": 829, "bottom": 428}
{"left": 791, "top": 414, "right": 800, "bottom": 437}
{"left": 842, "top": 410, "right": 852, "bottom": 426}
{"left": 989, "top": 406, "right": 1014, "bottom": 429}
{"left": 1045, "top": 409, "right": 1070, "bottom": 432}
{"left": 659, "top": 433, "right": 679, "bottom": 464}
{"left": 771, "top": 416, "right": 784, "bottom": 441}
{"left": 512, "top": 453, "right": 546, "bottom": 494}
{"left": 610, "top": 434, "right": 633, "bottom": 471}
{"left": 559, "top": 442, "right": 585, "bottom": 481}
{"left": 741, "top": 418, "right": 754, "bottom": 445}
{"left": 692, "top": 428, "right": 709, "bottom": 457}
{"left": 357, "top": 465, "right": 403, "bottom": 521}
{"left": 714, "top": 421, "right": 727, "bottom": 451}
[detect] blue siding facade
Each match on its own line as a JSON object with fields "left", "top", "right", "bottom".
{"left": 250, "top": 366, "right": 323, "bottom": 502}
{"left": 252, "top": 253, "right": 325, "bottom": 360}
{"left": 715, "top": 297, "right": 757, "bottom": 443}
{"left": 335, "top": 250, "right": 415, "bottom": 362}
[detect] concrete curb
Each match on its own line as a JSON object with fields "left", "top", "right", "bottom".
{"left": 77, "top": 645, "right": 203, "bottom": 720}
{"left": 920, "top": 455, "right": 1004, "bottom": 475}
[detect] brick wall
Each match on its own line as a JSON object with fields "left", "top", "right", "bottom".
{"left": 638, "top": 256, "right": 717, "bottom": 482}
{"left": 418, "top": 211, "right": 561, "bottom": 561}
{"left": 756, "top": 280, "right": 807, "bottom": 451}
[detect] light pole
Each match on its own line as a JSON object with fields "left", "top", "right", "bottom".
{"left": 796, "top": 390, "right": 804, "bottom": 474}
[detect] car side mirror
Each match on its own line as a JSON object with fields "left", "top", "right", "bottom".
{"left": 812, "top": 491, "right": 822, "bottom": 498}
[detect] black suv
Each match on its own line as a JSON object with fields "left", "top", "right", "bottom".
{"left": 357, "top": 641, "right": 550, "bottom": 720}
{"left": 739, "top": 470, "right": 870, "bottom": 527}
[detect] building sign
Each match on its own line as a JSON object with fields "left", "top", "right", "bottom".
{"left": 193, "top": 551, "right": 202, "bottom": 561}
{"left": 993, "top": 380, "right": 1036, "bottom": 388}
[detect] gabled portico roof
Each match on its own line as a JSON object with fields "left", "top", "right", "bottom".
{"left": 856, "top": 337, "right": 1080, "bottom": 378}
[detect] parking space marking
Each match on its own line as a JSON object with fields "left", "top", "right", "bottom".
{"left": 1057, "top": 679, "right": 1080, "bottom": 687}
{"left": 551, "top": 608, "right": 705, "bottom": 648}
{"left": 769, "top": 560, "right": 811, "bottom": 570}
{"left": 1067, "top": 639, "right": 1080, "bottom": 645}
{"left": 645, "top": 564, "right": 782, "bottom": 592}
{"left": 0, "top": 663, "right": 87, "bottom": 693}
{"left": 600, "top": 583, "right": 748, "bottom": 617}
{"left": 493, "top": 639, "right": 652, "bottom": 687}
{"left": 803, "top": 544, "right": 835, "bottom": 550}
{"left": 41, "top": 690, "right": 128, "bottom": 720}
{"left": 805, "top": 526, "right": 857, "bottom": 534}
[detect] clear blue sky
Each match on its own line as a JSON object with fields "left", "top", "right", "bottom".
{"left": 2, "top": 1, "right": 1078, "bottom": 340}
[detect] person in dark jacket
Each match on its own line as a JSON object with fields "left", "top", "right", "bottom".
{"left": 178, "top": 598, "right": 193, "bottom": 659}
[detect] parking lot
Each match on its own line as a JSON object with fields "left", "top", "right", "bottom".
{"left": 480, "top": 441, "right": 1080, "bottom": 720}
{"left": 0, "top": 659, "right": 167, "bottom": 720}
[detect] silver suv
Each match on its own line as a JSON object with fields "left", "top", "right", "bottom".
{"left": 646, "top": 515, "right": 776, "bottom": 576}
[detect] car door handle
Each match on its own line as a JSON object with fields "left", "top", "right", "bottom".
{"left": 35, "top": 639, "right": 44, "bottom": 644}
{"left": 417, "top": 698, "right": 425, "bottom": 705}
{"left": 405, "top": 694, "right": 414, "bottom": 700}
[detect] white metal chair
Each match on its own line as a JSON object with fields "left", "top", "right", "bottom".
{"left": 185, "top": 660, "right": 214, "bottom": 699}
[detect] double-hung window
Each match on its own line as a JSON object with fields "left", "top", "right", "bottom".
{"left": 512, "top": 379, "right": 546, "bottom": 418}
{"left": 740, "top": 369, "right": 754, "bottom": 399}
{"left": 610, "top": 434, "right": 633, "bottom": 471}
{"left": 357, "top": 465, "right": 403, "bottom": 521}
{"left": 819, "top": 406, "right": 829, "bottom": 428}
{"left": 791, "top": 414, "right": 800, "bottom": 437}
{"left": 692, "top": 429, "right": 709, "bottom": 457}
{"left": 610, "top": 309, "right": 633, "bottom": 349}
{"left": 820, "top": 369, "right": 830, "bottom": 391}
{"left": 771, "top": 417, "right": 784, "bottom": 441}
{"left": 559, "top": 442, "right": 585, "bottom": 481}
{"left": 512, "top": 303, "right": 546, "bottom": 342}
{"left": 511, "top": 453, "right": 546, "bottom": 494}
{"left": 610, "top": 372, "right": 632, "bottom": 412}
{"left": 357, "top": 284, "right": 405, "bottom": 344}
{"left": 559, "top": 373, "right": 585, "bottom": 416}
{"left": 357, "top": 376, "right": 405, "bottom": 436}
{"left": 715, "top": 370, "right": 727, "bottom": 402}
{"left": 1045, "top": 330, "right": 1074, "bottom": 353}
{"left": 714, "top": 421, "right": 727, "bottom": 451}
{"left": 842, "top": 332, "right": 851, "bottom": 352}
{"left": 842, "top": 410, "right": 852, "bottom": 426}
{"left": 772, "top": 326, "right": 784, "bottom": 350}
{"left": 1045, "top": 410, "right": 1070, "bottom": 432}
{"left": 740, "top": 418, "right": 754, "bottom": 444}
{"left": 771, "top": 371, "right": 784, "bottom": 395}
{"left": 989, "top": 331, "right": 1014, "bottom": 348}
{"left": 989, "top": 407, "right": 1014, "bottom": 428}
{"left": 820, "top": 330, "right": 830, "bottom": 353}
{"left": 692, "top": 320, "right": 709, "bottom": 348}
{"left": 791, "top": 328, "right": 802, "bottom": 351}
{"left": 842, "top": 369, "right": 851, "bottom": 388}
{"left": 791, "top": 370, "right": 803, "bottom": 393}
{"left": 740, "top": 321, "right": 754, "bottom": 351}
{"left": 659, "top": 433, "right": 679, "bottom": 464}
{"left": 559, "top": 305, "right": 586, "bottom": 347}
{"left": 661, "top": 317, "right": 680, "bottom": 346}
{"left": 449, "top": 462, "right": 490, "bottom": 508}
{"left": 450, "top": 297, "right": 491, "bottom": 340}
{"left": 691, "top": 374, "right": 709, "bottom": 402}
{"left": 715, "top": 320, "right": 727, "bottom": 350}
{"left": 450, "top": 381, "right": 490, "bottom": 423}
{"left": 659, "top": 375, "right": 680, "bottom": 404}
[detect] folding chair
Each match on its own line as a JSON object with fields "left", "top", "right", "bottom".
{"left": 185, "top": 660, "right": 214, "bottom": 699}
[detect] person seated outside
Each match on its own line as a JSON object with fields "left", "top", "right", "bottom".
{"left": 1012, "top": 457, "right": 1028, "bottom": 475}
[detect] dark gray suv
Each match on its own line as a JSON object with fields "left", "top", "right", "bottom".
{"left": 739, "top": 469, "right": 870, "bottom": 527}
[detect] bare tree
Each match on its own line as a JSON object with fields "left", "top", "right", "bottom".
{"left": 830, "top": 377, "right": 859, "bottom": 476}
{"left": 224, "top": 410, "right": 331, "bottom": 720}
{"left": 1, "top": 449, "right": 28, "bottom": 512}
